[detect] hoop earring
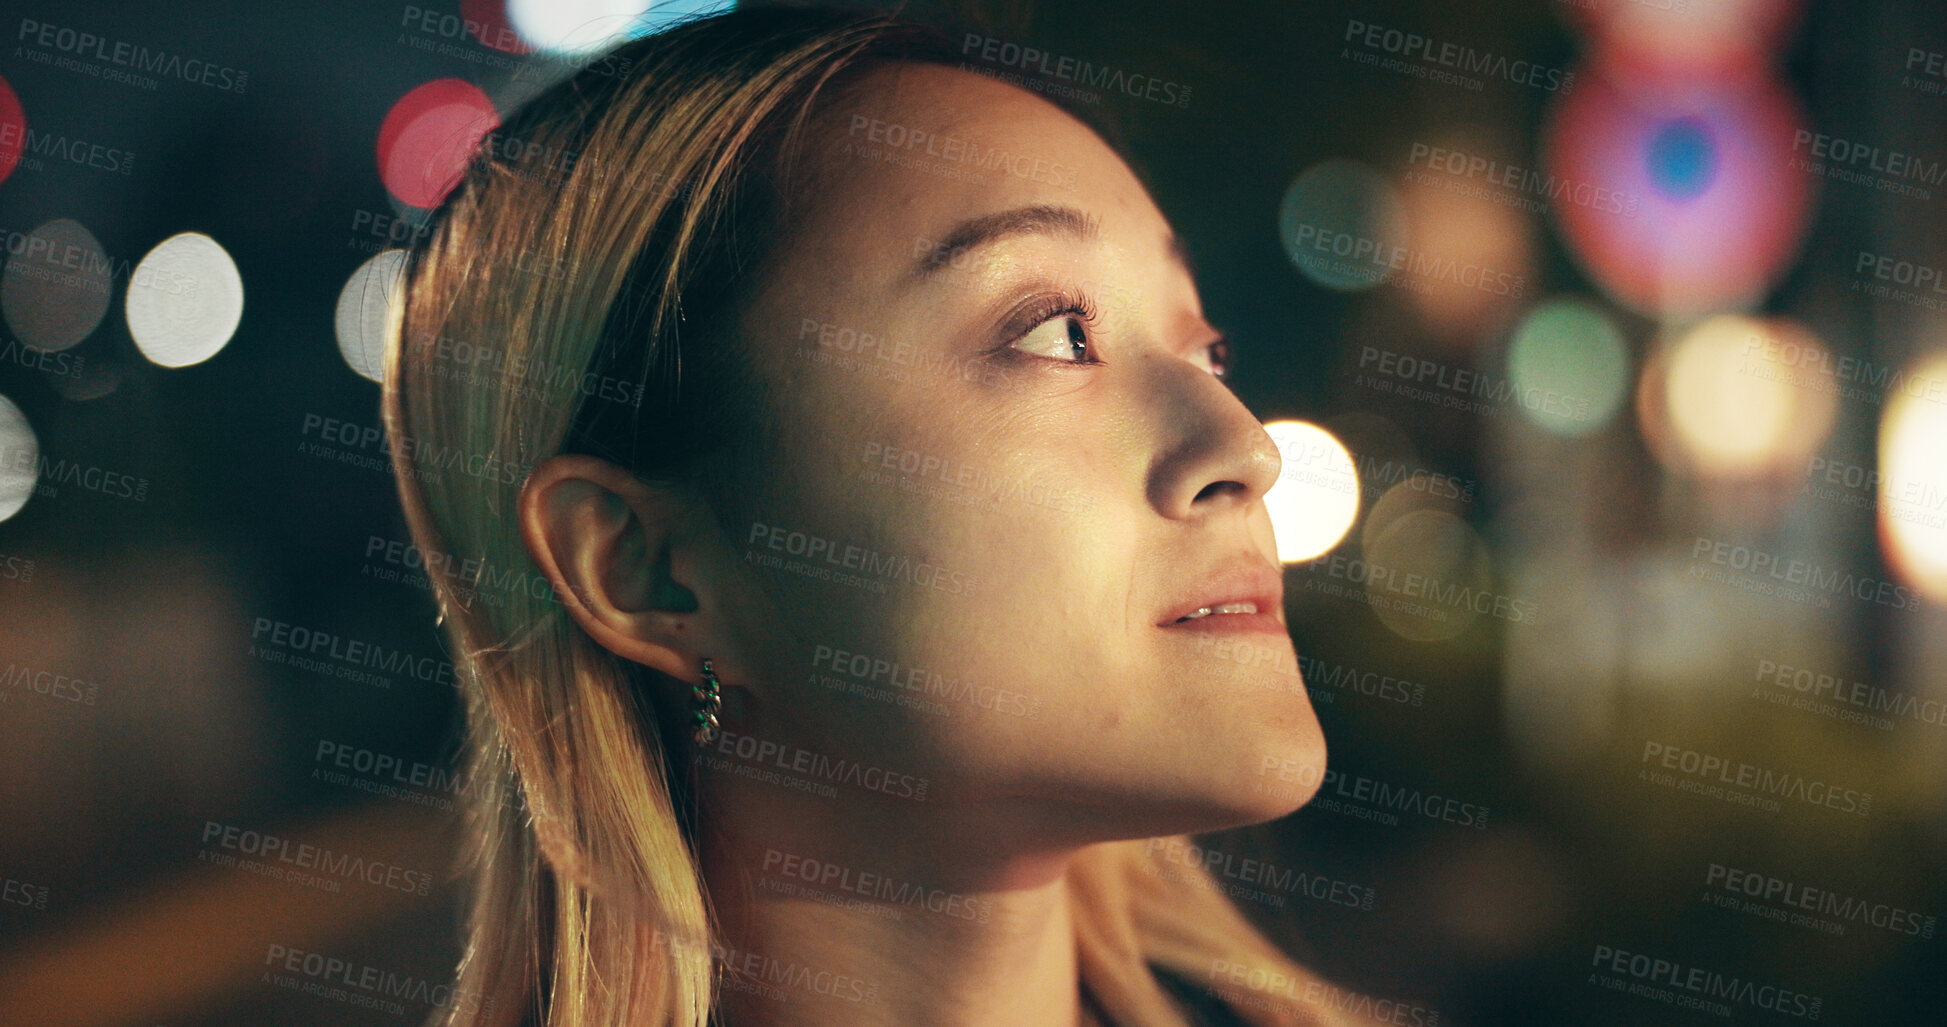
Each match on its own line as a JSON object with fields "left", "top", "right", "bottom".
{"left": 692, "top": 658, "right": 724, "bottom": 747}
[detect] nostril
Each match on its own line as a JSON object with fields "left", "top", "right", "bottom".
{"left": 1193, "top": 479, "right": 1247, "bottom": 503}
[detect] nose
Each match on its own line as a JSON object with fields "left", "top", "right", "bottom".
{"left": 1143, "top": 353, "right": 1282, "bottom": 520}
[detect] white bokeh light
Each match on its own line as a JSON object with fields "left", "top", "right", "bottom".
{"left": 1879, "top": 351, "right": 1947, "bottom": 604}
{"left": 125, "top": 233, "right": 245, "bottom": 368}
{"left": 0, "top": 394, "right": 39, "bottom": 523}
{"left": 1263, "top": 420, "right": 1360, "bottom": 563}
{"left": 334, "top": 249, "right": 407, "bottom": 384}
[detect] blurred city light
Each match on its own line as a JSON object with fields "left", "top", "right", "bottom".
{"left": 376, "top": 78, "right": 498, "bottom": 210}
{"left": 125, "top": 233, "right": 245, "bottom": 369}
{"left": 0, "top": 218, "right": 112, "bottom": 353}
{"left": 334, "top": 249, "right": 407, "bottom": 384}
{"left": 0, "top": 394, "right": 38, "bottom": 523}
{"left": 1505, "top": 296, "right": 1630, "bottom": 437}
{"left": 1279, "top": 158, "right": 1411, "bottom": 293}
{"left": 1263, "top": 419, "right": 1360, "bottom": 562}
{"left": 1879, "top": 351, "right": 1947, "bottom": 603}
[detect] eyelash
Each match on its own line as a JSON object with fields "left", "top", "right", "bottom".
{"left": 1006, "top": 288, "right": 1104, "bottom": 365}
{"left": 1003, "top": 287, "right": 1234, "bottom": 380}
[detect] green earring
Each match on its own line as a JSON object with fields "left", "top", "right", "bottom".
{"left": 692, "top": 658, "right": 724, "bottom": 747}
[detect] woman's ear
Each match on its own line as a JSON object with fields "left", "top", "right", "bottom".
{"left": 516, "top": 453, "right": 712, "bottom": 682}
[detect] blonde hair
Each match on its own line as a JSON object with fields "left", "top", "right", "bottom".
{"left": 383, "top": 7, "right": 1371, "bottom": 1025}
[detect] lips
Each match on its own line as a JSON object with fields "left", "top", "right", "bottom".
{"left": 1157, "top": 559, "right": 1286, "bottom": 634}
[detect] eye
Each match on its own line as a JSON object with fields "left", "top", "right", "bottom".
{"left": 1011, "top": 311, "right": 1094, "bottom": 363}
{"left": 1189, "top": 336, "right": 1233, "bottom": 380}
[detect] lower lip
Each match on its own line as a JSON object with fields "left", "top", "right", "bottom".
{"left": 1156, "top": 610, "right": 1289, "bottom": 635}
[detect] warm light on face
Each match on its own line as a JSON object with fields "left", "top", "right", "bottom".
{"left": 1263, "top": 420, "right": 1360, "bottom": 562}
{"left": 1878, "top": 352, "right": 1947, "bottom": 603}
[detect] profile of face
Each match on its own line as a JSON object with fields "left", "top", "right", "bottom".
{"left": 524, "top": 62, "right": 1324, "bottom": 876}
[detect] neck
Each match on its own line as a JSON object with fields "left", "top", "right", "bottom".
{"left": 695, "top": 791, "right": 1089, "bottom": 1027}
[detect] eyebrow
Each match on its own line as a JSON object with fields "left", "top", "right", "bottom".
{"left": 911, "top": 204, "right": 1100, "bottom": 279}
{"left": 908, "top": 203, "right": 1200, "bottom": 290}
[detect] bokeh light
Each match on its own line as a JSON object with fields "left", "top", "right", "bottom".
{"left": 376, "top": 78, "right": 498, "bottom": 210}
{"left": 1543, "top": 63, "right": 1812, "bottom": 317}
{"left": 1563, "top": 0, "right": 1804, "bottom": 81}
{"left": 1364, "top": 507, "right": 1493, "bottom": 643}
{"left": 458, "top": 0, "right": 533, "bottom": 53}
{"left": 0, "top": 394, "right": 38, "bottom": 523}
{"left": 0, "top": 218, "right": 113, "bottom": 353}
{"left": 1505, "top": 296, "right": 1630, "bottom": 437}
{"left": 1878, "top": 351, "right": 1947, "bottom": 603}
{"left": 1653, "top": 314, "right": 1837, "bottom": 478}
{"left": 507, "top": 0, "right": 732, "bottom": 53}
{"left": 0, "top": 73, "right": 24, "bottom": 188}
{"left": 125, "top": 233, "right": 245, "bottom": 369}
{"left": 1394, "top": 136, "right": 1536, "bottom": 346}
{"left": 1263, "top": 420, "right": 1360, "bottom": 562}
{"left": 334, "top": 249, "right": 407, "bottom": 384}
{"left": 1278, "top": 158, "right": 1411, "bottom": 293}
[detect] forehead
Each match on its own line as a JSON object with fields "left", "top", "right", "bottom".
{"left": 773, "top": 62, "right": 1166, "bottom": 288}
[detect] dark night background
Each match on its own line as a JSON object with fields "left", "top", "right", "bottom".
{"left": 2, "top": 1, "right": 1944, "bottom": 1023}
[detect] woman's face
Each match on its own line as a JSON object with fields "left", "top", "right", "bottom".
{"left": 714, "top": 62, "right": 1323, "bottom": 843}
